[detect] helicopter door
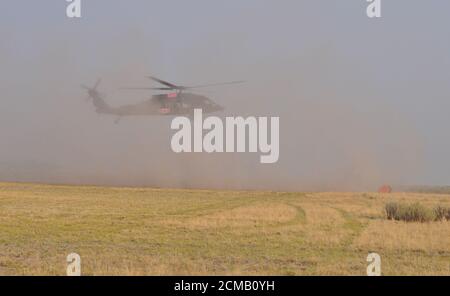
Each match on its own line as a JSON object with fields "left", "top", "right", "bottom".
{"left": 158, "top": 93, "right": 179, "bottom": 114}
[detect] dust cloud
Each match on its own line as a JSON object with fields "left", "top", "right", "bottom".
{"left": 0, "top": 1, "right": 438, "bottom": 191}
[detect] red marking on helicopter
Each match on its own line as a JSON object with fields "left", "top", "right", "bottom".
{"left": 167, "top": 92, "right": 178, "bottom": 98}
{"left": 159, "top": 107, "right": 171, "bottom": 114}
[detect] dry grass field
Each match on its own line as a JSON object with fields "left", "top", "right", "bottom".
{"left": 0, "top": 182, "right": 449, "bottom": 275}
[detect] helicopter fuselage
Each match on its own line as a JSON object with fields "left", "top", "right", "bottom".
{"left": 95, "top": 92, "right": 224, "bottom": 117}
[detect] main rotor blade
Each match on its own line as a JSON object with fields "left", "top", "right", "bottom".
{"left": 147, "top": 76, "right": 179, "bottom": 89}
{"left": 81, "top": 85, "right": 90, "bottom": 90}
{"left": 120, "top": 87, "right": 174, "bottom": 90}
{"left": 186, "top": 80, "right": 245, "bottom": 89}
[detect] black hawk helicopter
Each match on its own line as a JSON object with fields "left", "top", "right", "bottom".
{"left": 82, "top": 76, "right": 244, "bottom": 123}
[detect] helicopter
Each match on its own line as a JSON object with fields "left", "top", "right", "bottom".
{"left": 81, "top": 76, "right": 244, "bottom": 123}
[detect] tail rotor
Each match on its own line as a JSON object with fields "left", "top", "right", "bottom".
{"left": 81, "top": 79, "right": 102, "bottom": 101}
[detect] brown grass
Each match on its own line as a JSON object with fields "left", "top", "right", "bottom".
{"left": 0, "top": 183, "right": 449, "bottom": 275}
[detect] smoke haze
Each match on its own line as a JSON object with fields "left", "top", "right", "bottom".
{"left": 1, "top": 1, "right": 449, "bottom": 191}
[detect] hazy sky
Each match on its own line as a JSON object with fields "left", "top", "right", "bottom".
{"left": 1, "top": 1, "right": 449, "bottom": 190}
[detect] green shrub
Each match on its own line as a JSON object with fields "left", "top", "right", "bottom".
{"left": 434, "top": 205, "right": 450, "bottom": 221}
{"left": 385, "top": 202, "right": 399, "bottom": 220}
{"left": 385, "top": 202, "right": 435, "bottom": 222}
{"left": 403, "top": 203, "right": 434, "bottom": 222}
